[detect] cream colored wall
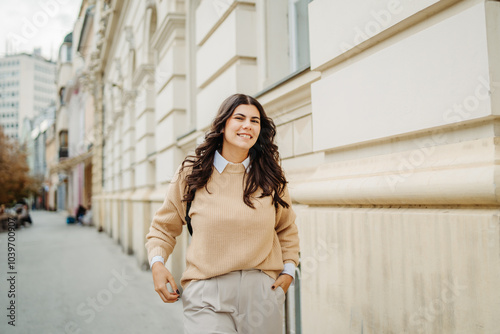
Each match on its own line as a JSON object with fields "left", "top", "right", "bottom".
{"left": 195, "top": 1, "right": 258, "bottom": 130}
{"left": 289, "top": 0, "right": 500, "bottom": 333}
{"left": 110, "top": 197, "right": 119, "bottom": 242}
{"left": 296, "top": 206, "right": 500, "bottom": 333}
{"left": 95, "top": 0, "right": 190, "bottom": 273}
{"left": 311, "top": 0, "right": 492, "bottom": 152}
{"left": 132, "top": 190, "right": 151, "bottom": 267}
{"left": 304, "top": 0, "right": 500, "bottom": 206}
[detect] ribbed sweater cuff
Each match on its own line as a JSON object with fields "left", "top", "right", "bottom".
{"left": 283, "top": 259, "right": 299, "bottom": 267}
{"left": 147, "top": 246, "right": 170, "bottom": 265}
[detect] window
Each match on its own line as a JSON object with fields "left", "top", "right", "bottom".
{"left": 264, "top": 0, "right": 312, "bottom": 88}
{"left": 59, "top": 130, "right": 68, "bottom": 148}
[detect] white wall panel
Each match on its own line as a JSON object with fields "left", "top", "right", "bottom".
{"left": 122, "top": 199, "right": 133, "bottom": 255}
{"left": 111, "top": 200, "right": 120, "bottom": 241}
{"left": 122, "top": 109, "right": 133, "bottom": 133}
{"left": 196, "top": 0, "right": 256, "bottom": 45}
{"left": 121, "top": 149, "right": 134, "bottom": 173}
{"left": 135, "top": 87, "right": 155, "bottom": 118}
{"left": 113, "top": 155, "right": 120, "bottom": 175}
{"left": 155, "top": 44, "right": 186, "bottom": 93}
{"left": 294, "top": 115, "right": 313, "bottom": 156}
{"left": 312, "top": 3, "right": 491, "bottom": 151}
{"left": 197, "top": 11, "right": 236, "bottom": 86}
{"left": 135, "top": 135, "right": 155, "bottom": 163}
{"left": 155, "top": 110, "right": 187, "bottom": 152}
{"left": 122, "top": 169, "right": 133, "bottom": 190}
{"left": 155, "top": 77, "right": 187, "bottom": 122}
{"left": 298, "top": 207, "right": 500, "bottom": 333}
{"left": 196, "top": 7, "right": 256, "bottom": 88}
{"left": 122, "top": 128, "right": 135, "bottom": 152}
{"left": 309, "top": 0, "right": 441, "bottom": 69}
{"left": 113, "top": 119, "right": 122, "bottom": 143}
{"left": 135, "top": 110, "right": 154, "bottom": 141}
{"left": 196, "top": 61, "right": 257, "bottom": 130}
{"left": 132, "top": 198, "right": 150, "bottom": 266}
{"left": 134, "top": 160, "right": 154, "bottom": 188}
{"left": 113, "top": 173, "right": 122, "bottom": 192}
{"left": 276, "top": 122, "right": 293, "bottom": 159}
{"left": 155, "top": 147, "right": 184, "bottom": 184}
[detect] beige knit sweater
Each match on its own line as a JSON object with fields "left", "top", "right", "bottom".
{"left": 145, "top": 162, "right": 300, "bottom": 288}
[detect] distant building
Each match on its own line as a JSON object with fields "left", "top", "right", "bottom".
{"left": 0, "top": 53, "right": 56, "bottom": 141}
{"left": 49, "top": 19, "right": 94, "bottom": 214}
{"left": 23, "top": 105, "right": 56, "bottom": 209}
{"left": 25, "top": 105, "right": 56, "bottom": 175}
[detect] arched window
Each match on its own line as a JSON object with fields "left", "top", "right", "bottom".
{"left": 59, "top": 43, "right": 72, "bottom": 63}
{"left": 59, "top": 130, "right": 68, "bottom": 158}
{"left": 59, "top": 87, "right": 66, "bottom": 105}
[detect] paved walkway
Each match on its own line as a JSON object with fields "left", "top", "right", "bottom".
{"left": 0, "top": 210, "right": 183, "bottom": 334}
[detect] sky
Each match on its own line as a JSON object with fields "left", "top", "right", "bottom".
{"left": 0, "top": 0, "right": 82, "bottom": 61}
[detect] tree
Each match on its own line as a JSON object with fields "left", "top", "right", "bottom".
{"left": 0, "top": 127, "right": 40, "bottom": 205}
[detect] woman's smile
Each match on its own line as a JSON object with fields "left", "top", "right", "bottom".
{"left": 222, "top": 104, "right": 261, "bottom": 160}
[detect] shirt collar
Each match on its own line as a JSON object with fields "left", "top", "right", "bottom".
{"left": 214, "top": 150, "right": 250, "bottom": 173}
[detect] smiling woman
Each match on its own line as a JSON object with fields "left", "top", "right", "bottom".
{"left": 145, "top": 93, "right": 300, "bottom": 333}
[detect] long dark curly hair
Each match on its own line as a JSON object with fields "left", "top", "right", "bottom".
{"left": 180, "top": 93, "right": 289, "bottom": 209}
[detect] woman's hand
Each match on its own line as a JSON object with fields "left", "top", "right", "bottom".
{"left": 152, "top": 262, "right": 180, "bottom": 303}
{"left": 272, "top": 274, "right": 293, "bottom": 294}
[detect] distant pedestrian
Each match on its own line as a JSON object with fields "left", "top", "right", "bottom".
{"left": 17, "top": 204, "right": 32, "bottom": 227}
{"left": 81, "top": 204, "right": 93, "bottom": 226}
{"left": 76, "top": 205, "right": 86, "bottom": 224}
{"left": 145, "top": 93, "right": 300, "bottom": 333}
{"left": 0, "top": 204, "right": 7, "bottom": 230}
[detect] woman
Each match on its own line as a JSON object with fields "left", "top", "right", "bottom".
{"left": 145, "top": 93, "right": 300, "bottom": 333}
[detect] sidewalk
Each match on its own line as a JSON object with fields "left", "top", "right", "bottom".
{"left": 0, "top": 210, "right": 184, "bottom": 334}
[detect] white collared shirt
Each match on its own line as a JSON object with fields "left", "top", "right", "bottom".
{"left": 213, "top": 150, "right": 250, "bottom": 173}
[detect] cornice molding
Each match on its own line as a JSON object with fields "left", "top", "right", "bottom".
{"left": 100, "top": 0, "right": 128, "bottom": 73}
{"left": 151, "top": 13, "right": 186, "bottom": 51}
{"left": 288, "top": 137, "right": 500, "bottom": 206}
{"left": 132, "top": 63, "right": 155, "bottom": 87}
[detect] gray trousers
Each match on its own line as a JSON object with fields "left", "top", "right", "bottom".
{"left": 182, "top": 270, "right": 286, "bottom": 334}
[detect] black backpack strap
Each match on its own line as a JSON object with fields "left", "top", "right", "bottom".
{"left": 185, "top": 190, "right": 195, "bottom": 236}
{"left": 185, "top": 200, "right": 193, "bottom": 236}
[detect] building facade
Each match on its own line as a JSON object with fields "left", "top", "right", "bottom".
{"left": 77, "top": 0, "right": 500, "bottom": 333}
{"left": 23, "top": 105, "right": 56, "bottom": 209}
{"left": 50, "top": 4, "right": 95, "bottom": 215}
{"left": 0, "top": 52, "right": 56, "bottom": 141}
{"left": 45, "top": 117, "right": 58, "bottom": 211}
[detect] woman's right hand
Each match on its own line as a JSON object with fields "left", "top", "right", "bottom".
{"left": 152, "top": 262, "right": 180, "bottom": 303}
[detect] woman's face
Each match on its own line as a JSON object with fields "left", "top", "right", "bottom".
{"left": 222, "top": 104, "right": 261, "bottom": 157}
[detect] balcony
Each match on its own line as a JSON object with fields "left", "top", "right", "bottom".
{"left": 59, "top": 147, "right": 68, "bottom": 159}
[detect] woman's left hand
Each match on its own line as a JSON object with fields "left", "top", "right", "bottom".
{"left": 272, "top": 274, "right": 293, "bottom": 294}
